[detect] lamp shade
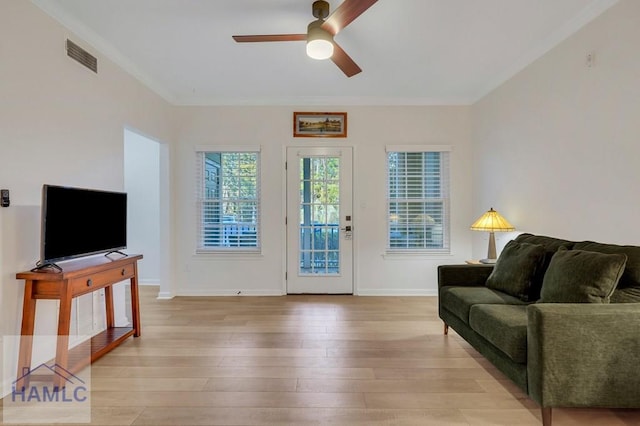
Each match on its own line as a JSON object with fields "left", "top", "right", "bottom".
{"left": 470, "top": 208, "right": 515, "bottom": 232}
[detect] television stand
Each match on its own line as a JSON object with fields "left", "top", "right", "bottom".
{"left": 15, "top": 254, "right": 143, "bottom": 390}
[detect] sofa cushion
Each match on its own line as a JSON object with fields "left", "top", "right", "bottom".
{"left": 440, "top": 286, "right": 527, "bottom": 324}
{"left": 469, "top": 304, "right": 528, "bottom": 364}
{"left": 486, "top": 240, "right": 546, "bottom": 301}
{"left": 573, "top": 241, "right": 640, "bottom": 289}
{"left": 539, "top": 248, "right": 627, "bottom": 303}
{"left": 514, "top": 233, "right": 575, "bottom": 300}
{"left": 611, "top": 286, "right": 640, "bottom": 303}
{"left": 514, "top": 233, "right": 574, "bottom": 252}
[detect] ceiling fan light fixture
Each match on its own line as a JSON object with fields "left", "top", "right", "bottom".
{"left": 306, "top": 20, "right": 334, "bottom": 60}
{"left": 232, "top": 0, "right": 377, "bottom": 76}
{"left": 307, "top": 39, "right": 333, "bottom": 60}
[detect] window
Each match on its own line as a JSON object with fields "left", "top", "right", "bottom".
{"left": 386, "top": 147, "right": 450, "bottom": 253}
{"left": 196, "top": 149, "right": 260, "bottom": 251}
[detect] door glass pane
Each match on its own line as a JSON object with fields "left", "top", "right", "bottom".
{"left": 299, "top": 156, "right": 340, "bottom": 275}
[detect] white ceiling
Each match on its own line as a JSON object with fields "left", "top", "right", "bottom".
{"left": 33, "top": 0, "right": 618, "bottom": 106}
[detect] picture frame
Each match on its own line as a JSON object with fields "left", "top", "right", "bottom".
{"left": 293, "top": 112, "right": 347, "bottom": 138}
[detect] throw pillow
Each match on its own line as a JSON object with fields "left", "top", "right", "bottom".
{"left": 485, "top": 240, "right": 546, "bottom": 302}
{"left": 539, "top": 248, "right": 627, "bottom": 303}
{"left": 572, "top": 241, "right": 640, "bottom": 289}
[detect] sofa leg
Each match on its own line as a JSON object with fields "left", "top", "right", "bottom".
{"left": 541, "top": 407, "right": 552, "bottom": 426}
{"left": 443, "top": 323, "right": 449, "bottom": 335}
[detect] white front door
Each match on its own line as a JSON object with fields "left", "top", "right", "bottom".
{"left": 286, "top": 147, "right": 353, "bottom": 294}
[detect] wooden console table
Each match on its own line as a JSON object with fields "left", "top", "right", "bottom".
{"left": 15, "top": 254, "right": 143, "bottom": 390}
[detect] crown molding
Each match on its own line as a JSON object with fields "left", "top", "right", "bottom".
{"left": 471, "top": 0, "right": 619, "bottom": 103}
{"left": 31, "top": 0, "right": 178, "bottom": 105}
{"left": 173, "top": 95, "right": 474, "bottom": 107}
{"left": 31, "top": 0, "right": 618, "bottom": 108}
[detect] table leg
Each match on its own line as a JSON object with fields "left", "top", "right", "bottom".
{"left": 15, "top": 281, "right": 37, "bottom": 392}
{"left": 104, "top": 285, "right": 115, "bottom": 328}
{"left": 130, "top": 263, "right": 141, "bottom": 337}
{"left": 53, "top": 282, "right": 73, "bottom": 391}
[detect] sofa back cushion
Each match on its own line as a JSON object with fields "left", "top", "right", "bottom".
{"left": 514, "top": 233, "right": 574, "bottom": 299}
{"left": 514, "top": 233, "right": 575, "bottom": 252}
{"left": 539, "top": 248, "right": 627, "bottom": 303}
{"left": 486, "top": 240, "right": 546, "bottom": 301}
{"left": 610, "top": 286, "right": 640, "bottom": 303}
{"left": 573, "top": 241, "right": 640, "bottom": 289}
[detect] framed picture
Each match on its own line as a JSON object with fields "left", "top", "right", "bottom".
{"left": 293, "top": 112, "right": 347, "bottom": 138}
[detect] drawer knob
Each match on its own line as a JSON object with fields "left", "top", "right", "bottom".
{"left": 86, "top": 279, "right": 93, "bottom": 287}
{"left": 121, "top": 268, "right": 126, "bottom": 276}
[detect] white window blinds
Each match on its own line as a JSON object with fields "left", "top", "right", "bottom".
{"left": 196, "top": 150, "right": 261, "bottom": 252}
{"left": 386, "top": 148, "right": 450, "bottom": 253}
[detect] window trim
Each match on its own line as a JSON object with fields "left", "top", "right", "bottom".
{"left": 385, "top": 145, "right": 452, "bottom": 153}
{"left": 385, "top": 145, "right": 451, "bottom": 255}
{"left": 195, "top": 146, "right": 262, "bottom": 254}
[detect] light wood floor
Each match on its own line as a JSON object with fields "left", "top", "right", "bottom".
{"left": 5, "top": 286, "right": 640, "bottom": 425}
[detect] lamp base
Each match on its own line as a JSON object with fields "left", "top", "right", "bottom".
{"left": 479, "top": 258, "right": 497, "bottom": 264}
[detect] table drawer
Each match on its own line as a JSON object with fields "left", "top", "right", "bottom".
{"left": 70, "top": 264, "right": 135, "bottom": 295}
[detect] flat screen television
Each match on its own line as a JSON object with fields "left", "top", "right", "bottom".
{"left": 40, "top": 184, "right": 127, "bottom": 265}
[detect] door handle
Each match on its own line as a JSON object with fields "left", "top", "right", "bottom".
{"left": 341, "top": 226, "right": 352, "bottom": 232}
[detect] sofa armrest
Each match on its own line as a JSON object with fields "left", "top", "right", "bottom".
{"left": 437, "top": 264, "right": 494, "bottom": 289}
{"left": 527, "top": 303, "right": 640, "bottom": 408}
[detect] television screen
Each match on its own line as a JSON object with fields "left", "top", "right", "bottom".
{"left": 41, "top": 185, "right": 127, "bottom": 263}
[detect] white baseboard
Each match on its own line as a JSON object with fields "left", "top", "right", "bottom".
{"left": 356, "top": 289, "right": 438, "bottom": 296}
{"left": 139, "top": 279, "right": 160, "bottom": 286}
{"left": 156, "top": 291, "right": 174, "bottom": 300}
{"left": 177, "top": 289, "right": 285, "bottom": 296}
{"left": 168, "top": 289, "right": 436, "bottom": 297}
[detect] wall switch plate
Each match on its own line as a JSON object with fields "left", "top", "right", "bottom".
{"left": 1, "top": 189, "right": 10, "bottom": 207}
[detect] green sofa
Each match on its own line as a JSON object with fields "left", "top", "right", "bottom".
{"left": 438, "top": 233, "right": 640, "bottom": 425}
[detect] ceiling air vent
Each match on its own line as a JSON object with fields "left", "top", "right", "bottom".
{"left": 66, "top": 39, "right": 97, "bottom": 73}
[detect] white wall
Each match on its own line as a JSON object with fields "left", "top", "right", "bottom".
{"left": 471, "top": 0, "right": 640, "bottom": 257}
{"left": 124, "top": 129, "right": 161, "bottom": 285}
{"left": 174, "top": 106, "right": 473, "bottom": 296}
{"left": 0, "top": 0, "right": 174, "bottom": 392}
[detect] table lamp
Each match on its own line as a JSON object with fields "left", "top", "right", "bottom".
{"left": 470, "top": 208, "right": 515, "bottom": 264}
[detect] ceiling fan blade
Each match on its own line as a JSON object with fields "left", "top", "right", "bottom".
{"left": 331, "top": 42, "right": 362, "bottom": 77}
{"left": 232, "top": 34, "right": 307, "bottom": 43}
{"left": 322, "top": 0, "right": 378, "bottom": 35}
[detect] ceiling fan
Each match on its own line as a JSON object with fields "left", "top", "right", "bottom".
{"left": 232, "top": 0, "right": 378, "bottom": 77}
